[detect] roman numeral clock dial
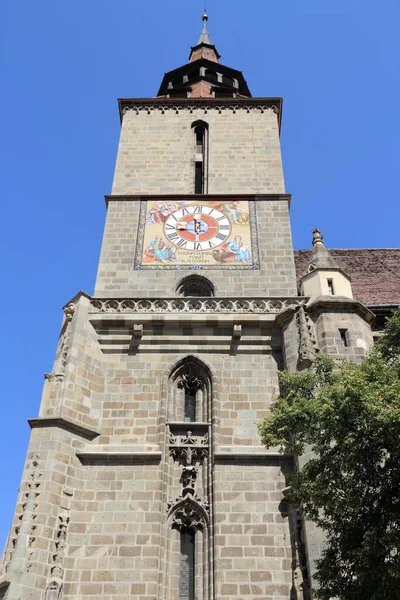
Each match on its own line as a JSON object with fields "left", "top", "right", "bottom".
{"left": 164, "top": 205, "right": 231, "bottom": 251}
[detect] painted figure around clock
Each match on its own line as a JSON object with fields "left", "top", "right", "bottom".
{"left": 137, "top": 199, "right": 259, "bottom": 270}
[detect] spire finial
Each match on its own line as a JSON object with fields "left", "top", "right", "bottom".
{"left": 312, "top": 228, "right": 324, "bottom": 247}
{"left": 197, "top": 9, "right": 212, "bottom": 45}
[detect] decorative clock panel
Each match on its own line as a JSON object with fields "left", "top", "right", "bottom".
{"left": 135, "top": 199, "right": 259, "bottom": 270}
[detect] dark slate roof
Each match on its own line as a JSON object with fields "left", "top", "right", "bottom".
{"left": 294, "top": 249, "right": 400, "bottom": 306}
{"left": 197, "top": 18, "right": 212, "bottom": 45}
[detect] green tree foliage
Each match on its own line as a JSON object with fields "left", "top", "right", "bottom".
{"left": 259, "top": 309, "right": 400, "bottom": 600}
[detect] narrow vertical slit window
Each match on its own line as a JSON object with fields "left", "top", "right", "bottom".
{"left": 327, "top": 278, "right": 334, "bottom": 295}
{"left": 195, "top": 128, "right": 204, "bottom": 152}
{"left": 180, "top": 529, "right": 195, "bottom": 600}
{"left": 339, "top": 328, "right": 349, "bottom": 347}
{"left": 194, "top": 161, "right": 203, "bottom": 194}
{"left": 192, "top": 121, "right": 208, "bottom": 194}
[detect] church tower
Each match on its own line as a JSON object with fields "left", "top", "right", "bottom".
{"left": 0, "top": 13, "right": 374, "bottom": 600}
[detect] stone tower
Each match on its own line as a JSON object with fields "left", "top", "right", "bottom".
{"left": 0, "top": 14, "right": 375, "bottom": 600}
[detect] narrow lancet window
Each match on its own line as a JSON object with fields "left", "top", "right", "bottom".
{"left": 180, "top": 529, "right": 195, "bottom": 600}
{"left": 192, "top": 121, "right": 208, "bottom": 194}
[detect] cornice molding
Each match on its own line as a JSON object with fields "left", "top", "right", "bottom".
{"left": 214, "top": 452, "right": 293, "bottom": 464}
{"left": 28, "top": 417, "right": 100, "bottom": 441}
{"left": 118, "top": 97, "right": 283, "bottom": 128}
{"left": 306, "top": 296, "right": 375, "bottom": 323}
{"left": 104, "top": 193, "right": 292, "bottom": 207}
{"left": 76, "top": 452, "right": 162, "bottom": 465}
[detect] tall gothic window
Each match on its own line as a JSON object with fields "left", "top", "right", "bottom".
{"left": 192, "top": 120, "right": 208, "bottom": 194}
{"left": 180, "top": 529, "right": 195, "bottom": 600}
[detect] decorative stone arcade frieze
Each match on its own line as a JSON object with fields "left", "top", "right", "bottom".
{"left": 119, "top": 97, "right": 282, "bottom": 124}
{"left": 90, "top": 296, "right": 306, "bottom": 315}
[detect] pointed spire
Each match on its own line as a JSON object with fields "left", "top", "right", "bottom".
{"left": 189, "top": 11, "right": 220, "bottom": 64}
{"left": 198, "top": 11, "right": 212, "bottom": 45}
{"left": 308, "top": 228, "right": 340, "bottom": 271}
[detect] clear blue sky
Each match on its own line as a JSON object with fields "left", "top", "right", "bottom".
{"left": 1, "top": 0, "right": 399, "bottom": 550}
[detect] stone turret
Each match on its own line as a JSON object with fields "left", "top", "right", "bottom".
{"left": 299, "top": 228, "right": 353, "bottom": 299}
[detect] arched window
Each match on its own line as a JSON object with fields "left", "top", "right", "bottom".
{"left": 180, "top": 528, "right": 196, "bottom": 600}
{"left": 169, "top": 356, "right": 212, "bottom": 423}
{"left": 163, "top": 356, "right": 214, "bottom": 600}
{"left": 191, "top": 120, "right": 209, "bottom": 194}
{"left": 176, "top": 274, "right": 214, "bottom": 297}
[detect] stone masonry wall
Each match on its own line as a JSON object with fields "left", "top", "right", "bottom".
{"left": 112, "top": 107, "right": 285, "bottom": 196}
{"left": 213, "top": 459, "right": 297, "bottom": 599}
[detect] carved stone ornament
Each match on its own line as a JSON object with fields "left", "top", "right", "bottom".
{"left": 312, "top": 228, "right": 324, "bottom": 246}
{"left": 297, "top": 306, "right": 317, "bottom": 366}
{"left": 167, "top": 449, "right": 209, "bottom": 531}
{"left": 181, "top": 466, "right": 197, "bottom": 492}
{"left": 121, "top": 102, "right": 279, "bottom": 116}
{"left": 60, "top": 305, "right": 75, "bottom": 371}
{"left": 177, "top": 374, "right": 203, "bottom": 392}
{"left": 45, "top": 579, "right": 62, "bottom": 600}
{"left": 6, "top": 455, "right": 42, "bottom": 574}
{"left": 167, "top": 488, "right": 210, "bottom": 530}
{"left": 45, "top": 373, "right": 65, "bottom": 383}
{"left": 170, "top": 500, "right": 207, "bottom": 531}
{"left": 63, "top": 303, "right": 76, "bottom": 322}
{"left": 169, "top": 431, "right": 209, "bottom": 465}
{"left": 45, "top": 496, "right": 71, "bottom": 596}
{"left": 90, "top": 297, "right": 304, "bottom": 315}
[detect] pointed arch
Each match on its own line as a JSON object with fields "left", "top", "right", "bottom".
{"left": 167, "top": 495, "right": 210, "bottom": 532}
{"left": 167, "top": 495, "right": 211, "bottom": 600}
{"left": 45, "top": 580, "right": 62, "bottom": 600}
{"left": 168, "top": 355, "right": 214, "bottom": 423}
{"left": 159, "top": 354, "right": 216, "bottom": 600}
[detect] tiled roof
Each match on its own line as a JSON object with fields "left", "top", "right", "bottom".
{"left": 294, "top": 249, "right": 400, "bottom": 306}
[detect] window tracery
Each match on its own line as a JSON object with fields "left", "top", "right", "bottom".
{"left": 162, "top": 356, "right": 214, "bottom": 600}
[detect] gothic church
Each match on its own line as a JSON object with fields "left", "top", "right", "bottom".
{"left": 1, "top": 13, "right": 399, "bottom": 600}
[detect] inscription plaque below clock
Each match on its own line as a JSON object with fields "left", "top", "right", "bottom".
{"left": 135, "top": 199, "right": 259, "bottom": 270}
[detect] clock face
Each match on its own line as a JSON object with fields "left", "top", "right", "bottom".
{"left": 164, "top": 205, "right": 231, "bottom": 251}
